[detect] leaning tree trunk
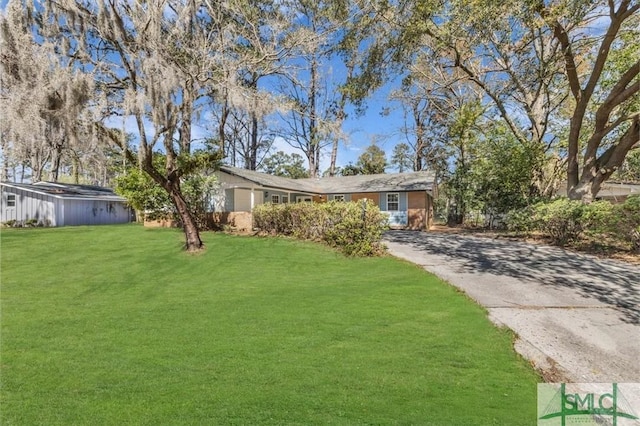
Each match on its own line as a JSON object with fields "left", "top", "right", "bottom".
{"left": 142, "top": 160, "right": 204, "bottom": 252}
{"left": 568, "top": 117, "right": 640, "bottom": 203}
{"left": 569, "top": 176, "right": 602, "bottom": 204}
{"left": 166, "top": 181, "right": 203, "bottom": 252}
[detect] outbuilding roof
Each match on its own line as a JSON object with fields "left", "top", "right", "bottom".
{"left": 1, "top": 181, "right": 127, "bottom": 202}
{"left": 219, "top": 166, "right": 435, "bottom": 194}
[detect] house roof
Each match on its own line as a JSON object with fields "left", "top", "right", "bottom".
{"left": 556, "top": 181, "right": 640, "bottom": 198}
{"left": 602, "top": 181, "right": 640, "bottom": 189}
{"left": 219, "top": 166, "right": 435, "bottom": 194}
{"left": 302, "top": 171, "right": 436, "bottom": 194}
{"left": 218, "top": 166, "right": 319, "bottom": 193}
{"left": 1, "top": 181, "right": 127, "bottom": 202}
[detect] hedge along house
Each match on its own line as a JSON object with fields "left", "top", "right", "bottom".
{"left": 213, "top": 166, "right": 436, "bottom": 230}
{"left": 1, "top": 182, "right": 131, "bottom": 227}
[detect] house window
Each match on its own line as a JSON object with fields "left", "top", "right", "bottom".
{"left": 271, "top": 195, "right": 280, "bottom": 204}
{"left": 7, "top": 194, "right": 16, "bottom": 207}
{"left": 387, "top": 193, "right": 399, "bottom": 211}
{"left": 282, "top": 196, "right": 289, "bottom": 203}
{"left": 333, "top": 194, "right": 345, "bottom": 202}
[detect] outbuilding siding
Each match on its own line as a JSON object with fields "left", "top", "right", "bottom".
{"left": 1, "top": 187, "right": 57, "bottom": 225}
{"left": 1, "top": 182, "right": 131, "bottom": 227}
{"left": 61, "top": 199, "right": 130, "bottom": 226}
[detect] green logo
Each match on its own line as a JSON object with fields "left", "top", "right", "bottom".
{"left": 538, "top": 383, "right": 639, "bottom": 425}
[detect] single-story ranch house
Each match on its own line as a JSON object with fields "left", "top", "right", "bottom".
{"left": 1, "top": 182, "right": 131, "bottom": 227}
{"left": 212, "top": 166, "right": 437, "bottom": 231}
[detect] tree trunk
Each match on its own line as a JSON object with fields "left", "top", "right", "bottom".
{"left": 2, "top": 159, "right": 8, "bottom": 182}
{"left": 328, "top": 58, "right": 353, "bottom": 178}
{"left": 315, "top": 143, "right": 321, "bottom": 178}
{"left": 249, "top": 111, "right": 258, "bottom": 170}
{"left": 569, "top": 117, "right": 640, "bottom": 202}
{"left": 569, "top": 172, "right": 608, "bottom": 204}
{"left": 307, "top": 147, "right": 317, "bottom": 179}
{"left": 140, "top": 156, "right": 204, "bottom": 252}
{"left": 329, "top": 139, "right": 338, "bottom": 177}
{"left": 308, "top": 49, "right": 319, "bottom": 178}
{"left": 72, "top": 154, "right": 80, "bottom": 184}
{"left": 219, "top": 97, "right": 228, "bottom": 159}
{"left": 551, "top": 2, "right": 639, "bottom": 201}
{"left": 167, "top": 180, "right": 203, "bottom": 252}
{"left": 50, "top": 144, "right": 63, "bottom": 182}
{"left": 31, "top": 154, "right": 43, "bottom": 182}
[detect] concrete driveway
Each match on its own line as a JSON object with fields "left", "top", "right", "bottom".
{"left": 383, "top": 230, "right": 640, "bottom": 383}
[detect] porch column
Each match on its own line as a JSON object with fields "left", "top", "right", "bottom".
{"left": 250, "top": 188, "right": 255, "bottom": 209}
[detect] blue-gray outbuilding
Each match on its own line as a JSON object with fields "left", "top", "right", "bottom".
{"left": 1, "top": 182, "right": 132, "bottom": 227}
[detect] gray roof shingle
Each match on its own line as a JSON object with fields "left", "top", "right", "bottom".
{"left": 1, "top": 182, "right": 127, "bottom": 201}
{"left": 218, "top": 167, "right": 319, "bottom": 193}
{"left": 219, "top": 166, "right": 435, "bottom": 194}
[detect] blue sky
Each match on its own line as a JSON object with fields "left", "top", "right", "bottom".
{"left": 271, "top": 83, "right": 407, "bottom": 172}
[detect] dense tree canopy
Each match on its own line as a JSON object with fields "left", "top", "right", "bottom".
{"left": 1, "top": 0, "right": 638, "bottom": 241}
{"left": 356, "top": 144, "right": 387, "bottom": 175}
{"left": 349, "top": 0, "right": 639, "bottom": 202}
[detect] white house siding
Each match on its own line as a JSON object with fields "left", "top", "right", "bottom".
{"left": 214, "top": 171, "right": 267, "bottom": 213}
{"left": 223, "top": 189, "right": 234, "bottom": 212}
{"left": 1, "top": 187, "right": 57, "bottom": 225}
{"left": 234, "top": 189, "right": 264, "bottom": 212}
{"left": 215, "top": 171, "right": 252, "bottom": 186}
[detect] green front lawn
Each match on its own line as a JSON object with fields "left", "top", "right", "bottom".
{"left": 1, "top": 225, "right": 539, "bottom": 425}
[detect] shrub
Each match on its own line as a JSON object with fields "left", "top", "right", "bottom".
{"left": 506, "top": 196, "right": 640, "bottom": 252}
{"left": 581, "top": 200, "right": 619, "bottom": 237}
{"left": 619, "top": 195, "right": 640, "bottom": 252}
{"left": 578, "top": 196, "right": 640, "bottom": 252}
{"left": 253, "top": 200, "right": 388, "bottom": 256}
{"left": 25, "top": 218, "right": 39, "bottom": 227}
{"left": 505, "top": 206, "right": 538, "bottom": 235}
{"left": 505, "top": 199, "right": 585, "bottom": 245}
{"left": 532, "top": 199, "right": 585, "bottom": 246}
{"left": 290, "top": 203, "right": 329, "bottom": 241}
{"left": 252, "top": 203, "right": 294, "bottom": 235}
{"left": 322, "top": 201, "right": 389, "bottom": 256}
{"left": 2, "top": 219, "right": 51, "bottom": 228}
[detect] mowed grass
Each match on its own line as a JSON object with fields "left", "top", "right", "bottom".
{"left": 1, "top": 225, "right": 539, "bottom": 425}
